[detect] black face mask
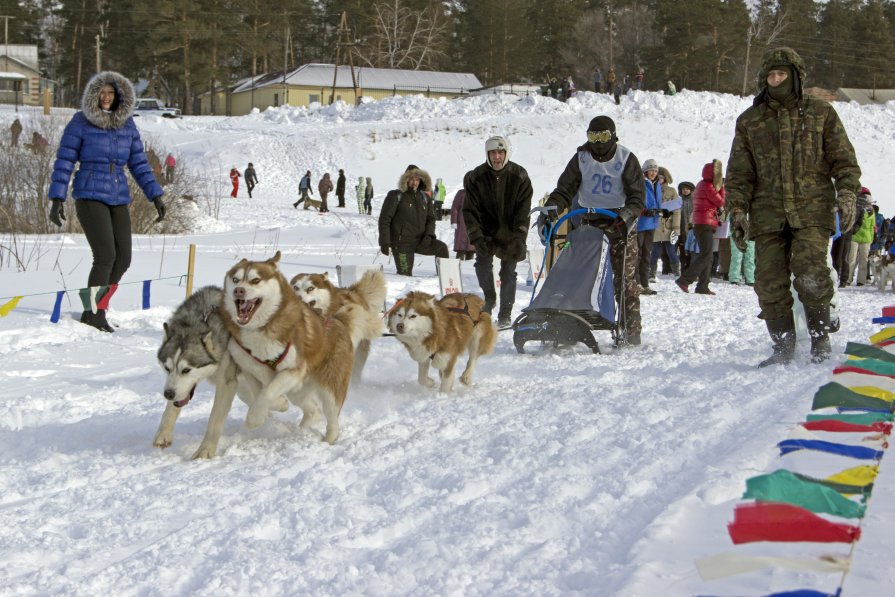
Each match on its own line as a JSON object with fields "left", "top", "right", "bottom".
{"left": 589, "top": 140, "right": 616, "bottom": 159}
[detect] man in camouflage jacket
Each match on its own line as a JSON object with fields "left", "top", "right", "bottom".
{"left": 726, "top": 47, "right": 861, "bottom": 367}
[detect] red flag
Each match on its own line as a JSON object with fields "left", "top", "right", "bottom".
{"left": 727, "top": 502, "right": 861, "bottom": 544}
{"left": 882, "top": 306, "right": 895, "bottom": 318}
{"left": 801, "top": 420, "right": 893, "bottom": 434}
{"left": 97, "top": 284, "right": 119, "bottom": 310}
{"left": 833, "top": 365, "right": 895, "bottom": 378}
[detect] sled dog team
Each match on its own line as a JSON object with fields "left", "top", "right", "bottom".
{"left": 155, "top": 252, "right": 497, "bottom": 459}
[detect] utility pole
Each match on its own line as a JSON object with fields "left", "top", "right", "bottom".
{"left": 95, "top": 34, "right": 101, "bottom": 73}
{"left": 1, "top": 15, "right": 15, "bottom": 71}
{"left": 330, "top": 11, "right": 358, "bottom": 105}
{"left": 283, "top": 13, "right": 289, "bottom": 107}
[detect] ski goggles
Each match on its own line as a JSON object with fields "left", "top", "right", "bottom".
{"left": 587, "top": 130, "right": 613, "bottom": 143}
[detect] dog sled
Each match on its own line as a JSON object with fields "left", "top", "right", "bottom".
{"left": 512, "top": 207, "right": 623, "bottom": 354}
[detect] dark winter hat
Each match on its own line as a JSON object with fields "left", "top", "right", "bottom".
{"left": 406, "top": 164, "right": 419, "bottom": 172}
{"left": 678, "top": 181, "right": 695, "bottom": 194}
{"left": 588, "top": 115, "right": 616, "bottom": 135}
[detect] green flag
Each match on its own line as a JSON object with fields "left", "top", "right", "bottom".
{"left": 839, "top": 357, "right": 895, "bottom": 377}
{"left": 812, "top": 382, "right": 893, "bottom": 412}
{"left": 743, "top": 469, "right": 866, "bottom": 519}
{"left": 806, "top": 412, "right": 894, "bottom": 424}
{"left": 845, "top": 342, "right": 895, "bottom": 363}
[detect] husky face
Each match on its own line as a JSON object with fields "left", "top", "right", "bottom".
{"left": 290, "top": 272, "right": 334, "bottom": 314}
{"left": 223, "top": 252, "right": 285, "bottom": 328}
{"left": 387, "top": 297, "right": 435, "bottom": 341}
{"left": 158, "top": 328, "right": 219, "bottom": 408}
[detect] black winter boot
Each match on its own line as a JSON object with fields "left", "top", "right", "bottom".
{"left": 497, "top": 304, "right": 513, "bottom": 328}
{"left": 805, "top": 304, "right": 832, "bottom": 364}
{"left": 94, "top": 309, "right": 115, "bottom": 333}
{"left": 757, "top": 314, "right": 796, "bottom": 368}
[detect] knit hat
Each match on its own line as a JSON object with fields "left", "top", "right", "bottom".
{"left": 642, "top": 158, "right": 659, "bottom": 172}
{"left": 860, "top": 186, "right": 871, "bottom": 195}
{"left": 588, "top": 115, "right": 616, "bottom": 135}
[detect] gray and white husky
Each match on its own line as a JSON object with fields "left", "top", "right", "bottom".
{"left": 154, "top": 286, "right": 286, "bottom": 459}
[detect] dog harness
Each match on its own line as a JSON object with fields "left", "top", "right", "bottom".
{"left": 234, "top": 338, "right": 293, "bottom": 370}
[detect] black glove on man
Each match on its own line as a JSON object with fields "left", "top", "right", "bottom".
{"left": 49, "top": 199, "right": 65, "bottom": 227}
{"left": 154, "top": 197, "right": 167, "bottom": 223}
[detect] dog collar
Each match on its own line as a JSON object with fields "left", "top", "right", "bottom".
{"left": 235, "top": 338, "right": 292, "bottom": 370}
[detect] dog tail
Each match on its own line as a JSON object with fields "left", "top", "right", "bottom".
{"left": 335, "top": 270, "right": 387, "bottom": 386}
{"left": 473, "top": 313, "right": 498, "bottom": 357}
{"left": 351, "top": 269, "right": 388, "bottom": 312}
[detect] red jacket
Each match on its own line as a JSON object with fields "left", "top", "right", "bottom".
{"left": 691, "top": 162, "right": 725, "bottom": 227}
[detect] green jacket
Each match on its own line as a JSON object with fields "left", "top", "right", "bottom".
{"left": 852, "top": 210, "right": 875, "bottom": 244}
{"left": 725, "top": 47, "right": 861, "bottom": 235}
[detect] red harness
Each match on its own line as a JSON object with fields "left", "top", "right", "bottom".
{"left": 235, "top": 338, "right": 292, "bottom": 370}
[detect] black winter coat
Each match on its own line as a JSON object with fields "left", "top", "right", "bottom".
{"left": 378, "top": 168, "right": 436, "bottom": 250}
{"left": 336, "top": 172, "right": 346, "bottom": 195}
{"left": 462, "top": 161, "right": 533, "bottom": 261}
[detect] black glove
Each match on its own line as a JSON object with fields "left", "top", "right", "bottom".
{"left": 153, "top": 197, "right": 166, "bottom": 223}
{"left": 837, "top": 190, "right": 856, "bottom": 233}
{"left": 613, "top": 206, "right": 639, "bottom": 233}
{"left": 730, "top": 209, "right": 749, "bottom": 253}
{"left": 380, "top": 246, "right": 390, "bottom": 256}
{"left": 643, "top": 208, "right": 660, "bottom": 217}
{"left": 660, "top": 209, "right": 672, "bottom": 219}
{"left": 49, "top": 200, "right": 65, "bottom": 227}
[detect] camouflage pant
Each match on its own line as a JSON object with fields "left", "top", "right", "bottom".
{"left": 592, "top": 220, "right": 641, "bottom": 336}
{"left": 754, "top": 225, "right": 834, "bottom": 320}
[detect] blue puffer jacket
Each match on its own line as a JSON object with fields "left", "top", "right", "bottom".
{"left": 48, "top": 71, "right": 162, "bottom": 206}
{"left": 637, "top": 177, "right": 662, "bottom": 231}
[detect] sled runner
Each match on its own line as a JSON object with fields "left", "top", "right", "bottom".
{"left": 513, "top": 207, "right": 621, "bottom": 354}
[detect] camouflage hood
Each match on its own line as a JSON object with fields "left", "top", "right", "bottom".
{"left": 754, "top": 47, "right": 806, "bottom": 106}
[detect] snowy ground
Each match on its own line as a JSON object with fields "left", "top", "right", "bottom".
{"left": 0, "top": 90, "right": 893, "bottom": 596}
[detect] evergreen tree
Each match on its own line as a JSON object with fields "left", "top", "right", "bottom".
{"left": 852, "top": 0, "right": 895, "bottom": 88}
{"left": 816, "top": 0, "right": 860, "bottom": 89}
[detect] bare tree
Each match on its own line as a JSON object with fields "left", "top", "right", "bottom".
{"left": 355, "top": 0, "right": 448, "bottom": 70}
{"left": 742, "top": 4, "right": 788, "bottom": 95}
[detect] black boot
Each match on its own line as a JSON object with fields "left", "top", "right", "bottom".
{"left": 757, "top": 313, "right": 796, "bottom": 368}
{"left": 806, "top": 305, "right": 832, "bottom": 364}
{"left": 497, "top": 304, "right": 513, "bottom": 328}
{"left": 94, "top": 308, "right": 115, "bottom": 333}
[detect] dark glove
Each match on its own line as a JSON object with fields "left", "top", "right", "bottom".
{"left": 380, "top": 246, "right": 390, "bottom": 256}
{"left": 613, "top": 206, "right": 639, "bottom": 233}
{"left": 49, "top": 199, "right": 65, "bottom": 227}
{"left": 660, "top": 209, "right": 672, "bottom": 219}
{"left": 153, "top": 197, "right": 167, "bottom": 223}
{"left": 730, "top": 209, "right": 749, "bottom": 253}
{"left": 643, "top": 208, "right": 660, "bottom": 217}
{"left": 837, "top": 190, "right": 857, "bottom": 233}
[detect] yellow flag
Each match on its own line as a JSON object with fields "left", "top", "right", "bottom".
{"left": 0, "top": 296, "right": 23, "bottom": 317}
{"left": 849, "top": 385, "right": 895, "bottom": 402}
{"left": 869, "top": 326, "right": 895, "bottom": 344}
{"left": 827, "top": 465, "right": 879, "bottom": 487}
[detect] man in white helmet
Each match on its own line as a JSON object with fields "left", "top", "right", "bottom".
{"left": 463, "top": 136, "right": 534, "bottom": 327}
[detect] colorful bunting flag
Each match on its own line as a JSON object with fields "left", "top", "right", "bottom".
{"left": 142, "top": 280, "right": 152, "bottom": 309}
{"left": 778, "top": 438, "right": 884, "bottom": 460}
{"left": 812, "top": 382, "right": 893, "bottom": 412}
{"left": 830, "top": 371, "right": 895, "bottom": 393}
{"left": 96, "top": 283, "right": 118, "bottom": 310}
{"left": 695, "top": 552, "right": 850, "bottom": 581}
{"left": 882, "top": 306, "right": 895, "bottom": 318}
{"left": 825, "top": 465, "right": 879, "bottom": 487}
{"left": 727, "top": 502, "right": 861, "bottom": 544}
{"left": 0, "top": 296, "right": 23, "bottom": 317}
{"left": 806, "top": 412, "right": 894, "bottom": 424}
{"left": 50, "top": 290, "right": 64, "bottom": 323}
{"left": 801, "top": 419, "right": 892, "bottom": 434}
{"left": 833, "top": 358, "right": 895, "bottom": 377}
{"left": 743, "top": 470, "right": 866, "bottom": 519}
{"left": 790, "top": 471, "right": 872, "bottom": 496}
{"left": 845, "top": 341, "right": 895, "bottom": 363}
{"left": 869, "top": 326, "right": 895, "bottom": 345}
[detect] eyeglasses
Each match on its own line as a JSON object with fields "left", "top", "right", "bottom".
{"left": 587, "top": 130, "right": 613, "bottom": 143}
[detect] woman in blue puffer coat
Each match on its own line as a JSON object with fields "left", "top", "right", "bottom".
{"left": 47, "top": 71, "right": 166, "bottom": 332}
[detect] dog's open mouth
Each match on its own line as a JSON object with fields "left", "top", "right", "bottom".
{"left": 173, "top": 386, "right": 196, "bottom": 408}
{"left": 235, "top": 298, "right": 260, "bottom": 325}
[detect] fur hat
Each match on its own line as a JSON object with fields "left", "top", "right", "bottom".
{"left": 678, "top": 181, "right": 695, "bottom": 194}
{"left": 398, "top": 167, "right": 432, "bottom": 193}
{"left": 657, "top": 166, "right": 673, "bottom": 184}
{"left": 642, "top": 158, "right": 659, "bottom": 172}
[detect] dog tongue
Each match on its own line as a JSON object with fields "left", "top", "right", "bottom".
{"left": 173, "top": 387, "right": 195, "bottom": 408}
{"left": 237, "top": 298, "right": 258, "bottom": 324}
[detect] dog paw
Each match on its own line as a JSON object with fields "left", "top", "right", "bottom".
{"left": 271, "top": 395, "right": 290, "bottom": 412}
{"left": 191, "top": 443, "right": 217, "bottom": 459}
{"left": 460, "top": 372, "right": 473, "bottom": 386}
{"left": 152, "top": 433, "right": 173, "bottom": 449}
{"left": 322, "top": 427, "right": 340, "bottom": 444}
{"left": 245, "top": 404, "right": 269, "bottom": 430}
{"left": 419, "top": 376, "right": 436, "bottom": 388}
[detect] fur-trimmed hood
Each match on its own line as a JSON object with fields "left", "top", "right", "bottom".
{"left": 398, "top": 167, "right": 432, "bottom": 193}
{"left": 81, "top": 71, "right": 136, "bottom": 129}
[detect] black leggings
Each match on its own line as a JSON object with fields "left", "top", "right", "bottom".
{"left": 76, "top": 200, "right": 132, "bottom": 287}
